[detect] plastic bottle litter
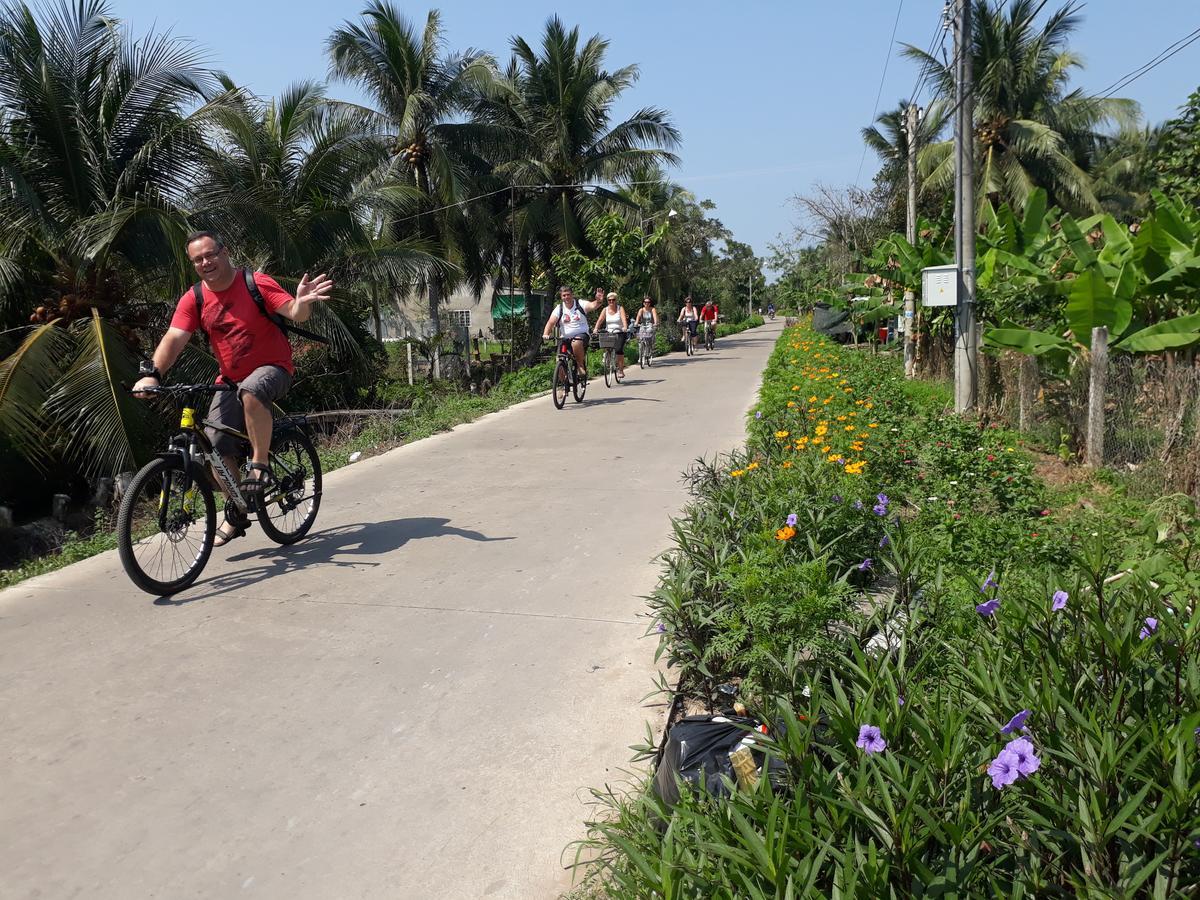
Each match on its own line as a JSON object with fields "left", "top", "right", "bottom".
{"left": 348, "top": 451, "right": 362, "bottom": 462}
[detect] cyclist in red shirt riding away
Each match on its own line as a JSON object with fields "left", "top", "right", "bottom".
{"left": 132, "top": 231, "right": 333, "bottom": 546}
{"left": 699, "top": 299, "right": 719, "bottom": 345}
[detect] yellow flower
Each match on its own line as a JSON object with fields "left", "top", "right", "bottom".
{"left": 808, "top": 395, "right": 818, "bottom": 403}
{"left": 845, "top": 425, "right": 856, "bottom": 431}
{"left": 827, "top": 453, "right": 841, "bottom": 462}
{"left": 747, "top": 461, "right": 760, "bottom": 470}
{"left": 780, "top": 460, "right": 793, "bottom": 469}
{"left": 775, "top": 525, "right": 797, "bottom": 541}
{"left": 850, "top": 442, "right": 864, "bottom": 451}
{"left": 731, "top": 469, "right": 746, "bottom": 478}
{"left": 868, "top": 423, "right": 879, "bottom": 428}
{"left": 787, "top": 401, "right": 796, "bottom": 408}
{"left": 821, "top": 445, "right": 831, "bottom": 453}
{"left": 814, "top": 424, "right": 828, "bottom": 437}
{"left": 775, "top": 430, "right": 790, "bottom": 439}
{"left": 836, "top": 415, "right": 847, "bottom": 421}
{"left": 795, "top": 436, "right": 809, "bottom": 445}
{"left": 844, "top": 461, "right": 867, "bottom": 475}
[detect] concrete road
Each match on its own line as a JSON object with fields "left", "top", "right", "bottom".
{"left": 0, "top": 322, "right": 781, "bottom": 900}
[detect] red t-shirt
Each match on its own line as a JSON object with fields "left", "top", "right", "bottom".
{"left": 699, "top": 304, "right": 719, "bottom": 322}
{"left": 170, "top": 272, "right": 295, "bottom": 382}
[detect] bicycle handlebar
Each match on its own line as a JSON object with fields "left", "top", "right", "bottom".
{"left": 128, "top": 382, "right": 236, "bottom": 396}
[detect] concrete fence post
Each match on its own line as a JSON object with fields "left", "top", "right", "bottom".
{"left": 1086, "top": 326, "right": 1109, "bottom": 467}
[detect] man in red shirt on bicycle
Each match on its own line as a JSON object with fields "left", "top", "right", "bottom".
{"left": 132, "top": 231, "right": 333, "bottom": 545}
{"left": 699, "top": 299, "right": 719, "bottom": 346}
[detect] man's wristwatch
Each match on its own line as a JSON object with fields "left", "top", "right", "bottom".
{"left": 138, "top": 360, "right": 161, "bottom": 381}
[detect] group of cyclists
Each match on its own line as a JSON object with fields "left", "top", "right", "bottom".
{"left": 540, "top": 285, "right": 721, "bottom": 383}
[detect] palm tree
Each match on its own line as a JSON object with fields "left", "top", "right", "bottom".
{"left": 903, "top": 0, "right": 1138, "bottom": 216}
{"left": 475, "top": 16, "right": 681, "bottom": 293}
{"left": 326, "top": 4, "right": 494, "bottom": 335}
{"left": 0, "top": 0, "right": 228, "bottom": 478}
{"left": 861, "top": 98, "right": 951, "bottom": 176}
{"left": 193, "top": 80, "right": 444, "bottom": 348}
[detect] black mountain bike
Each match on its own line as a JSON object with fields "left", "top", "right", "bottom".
{"left": 550, "top": 337, "right": 588, "bottom": 409}
{"left": 116, "top": 383, "right": 322, "bottom": 595}
{"left": 703, "top": 320, "right": 716, "bottom": 351}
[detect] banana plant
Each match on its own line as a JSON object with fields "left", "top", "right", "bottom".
{"left": 983, "top": 191, "right": 1200, "bottom": 363}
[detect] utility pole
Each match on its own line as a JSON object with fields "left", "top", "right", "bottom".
{"left": 749, "top": 274, "right": 754, "bottom": 318}
{"left": 953, "top": 0, "right": 977, "bottom": 412}
{"left": 903, "top": 102, "right": 919, "bottom": 378}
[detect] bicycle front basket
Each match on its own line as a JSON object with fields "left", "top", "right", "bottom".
{"left": 597, "top": 333, "right": 623, "bottom": 349}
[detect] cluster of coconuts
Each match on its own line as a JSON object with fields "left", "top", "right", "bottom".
{"left": 29, "top": 294, "right": 88, "bottom": 324}
{"left": 398, "top": 140, "right": 428, "bottom": 166}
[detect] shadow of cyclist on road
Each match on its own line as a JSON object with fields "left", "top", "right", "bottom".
{"left": 154, "top": 517, "right": 512, "bottom": 605}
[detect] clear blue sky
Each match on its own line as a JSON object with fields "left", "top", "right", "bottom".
{"left": 116, "top": 0, "right": 1199, "bottom": 273}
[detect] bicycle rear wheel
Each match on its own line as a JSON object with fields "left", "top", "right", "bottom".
{"left": 257, "top": 427, "right": 322, "bottom": 544}
{"left": 117, "top": 456, "right": 216, "bottom": 595}
{"left": 552, "top": 360, "right": 569, "bottom": 409}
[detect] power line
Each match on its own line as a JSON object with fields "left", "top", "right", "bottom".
{"left": 907, "top": 1, "right": 952, "bottom": 108}
{"left": 1096, "top": 26, "right": 1200, "bottom": 99}
{"left": 854, "top": 0, "right": 907, "bottom": 188}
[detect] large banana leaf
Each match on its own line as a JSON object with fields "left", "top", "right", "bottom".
{"left": 1063, "top": 269, "right": 1131, "bottom": 348}
{"left": 0, "top": 321, "right": 72, "bottom": 470}
{"left": 1113, "top": 313, "right": 1200, "bottom": 353}
{"left": 983, "top": 325, "right": 1073, "bottom": 370}
{"left": 43, "top": 310, "right": 152, "bottom": 478}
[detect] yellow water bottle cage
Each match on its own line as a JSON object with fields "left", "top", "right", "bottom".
{"left": 180, "top": 407, "right": 196, "bottom": 428}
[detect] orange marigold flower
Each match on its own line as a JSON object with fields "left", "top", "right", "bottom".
{"left": 747, "top": 461, "right": 760, "bottom": 470}
{"left": 780, "top": 460, "right": 793, "bottom": 469}
{"left": 731, "top": 469, "right": 746, "bottom": 478}
{"left": 775, "top": 525, "right": 797, "bottom": 541}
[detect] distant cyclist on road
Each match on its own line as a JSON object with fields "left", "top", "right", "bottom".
{"left": 677, "top": 296, "right": 699, "bottom": 351}
{"left": 593, "top": 291, "right": 629, "bottom": 378}
{"left": 542, "top": 285, "right": 603, "bottom": 381}
{"left": 767, "top": 302, "right": 776, "bottom": 320}
{"left": 699, "top": 299, "right": 719, "bottom": 346}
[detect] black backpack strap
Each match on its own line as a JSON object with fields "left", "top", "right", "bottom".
{"left": 242, "top": 268, "right": 329, "bottom": 345}
{"left": 192, "top": 282, "right": 205, "bottom": 331}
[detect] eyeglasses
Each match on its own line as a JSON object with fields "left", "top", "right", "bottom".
{"left": 189, "top": 250, "right": 224, "bottom": 265}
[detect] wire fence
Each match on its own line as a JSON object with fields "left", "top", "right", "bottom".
{"left": 978, "top": 350, "right": 1200, "bottom": 498}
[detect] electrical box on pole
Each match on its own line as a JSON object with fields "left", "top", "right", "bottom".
{"left": 921, "top": 265, "right": 958, "bottom": 307}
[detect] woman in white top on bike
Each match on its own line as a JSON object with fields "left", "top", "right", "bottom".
{"left": 677, "top": 296, "right": 700, "bottom": 351}
{"left": 593, "top": 291, "right": 629, "bottom": 377}
{"left": 542, "top": 285, "right": 602, "bottom": 380}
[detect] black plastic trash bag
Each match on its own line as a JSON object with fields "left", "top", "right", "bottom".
{"left": 812, "top": 302, "right": 856, "bottom": 341}
{"left": 653, "top": 714, "right": 762, "bottom": 810}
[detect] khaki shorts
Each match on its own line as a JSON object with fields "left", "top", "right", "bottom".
{"left": 206, "top": 365, "right": 292, "bottom": 456}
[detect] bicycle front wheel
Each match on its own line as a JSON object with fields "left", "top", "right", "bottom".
{"left": 117, "top": 456, "right": 216, "bottom": 595}
{"left": 603, "top": 349, "right": 612, "bottom": 387}
{"left": 552, "top": 360, "right": 569, "bottom": 409}
{"left": 573, "top": 367, "right": 587, "bottom": 403}
{"left": 257, "top": 427, "right": 322, "bottom": 544}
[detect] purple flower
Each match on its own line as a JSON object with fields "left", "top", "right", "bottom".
{"left": 1052, "top": 590, "right": 1068, "bottom": 611}
{"left": 656, "top": 622, "right": 666, "bottom": 633}
{"left": 873, "top": 495, "right": 889, "bottom": 516}
{"left": 858, "top": 558, "right": 873, "bottom": 571}
{"left": 755, "top": 411, "right": 763, "bottom": 419}
{"left": 786, "top": 513, "right": 798, "bottom": 527}
{"left": 987, "top": 749, "right": 1021, "bottom": 789}
{"left": 831, "top": 494, "right": 842, "bottom": 504}
{"left": 1004, "top": 737, "right": 1041, "bottom": 776}
{"left": 898, "top": 695, "right": 905, "bottom": 707}
{"left": 877, "top": 493, "right": 889, "bottom": 505}
{"left": 856, "top": 724, "right": 886, "bottom": 754}
{"left": 853, "top": 499, "right": 863, "bottom": 511}
{"left": 976, "top": 597, "right": 1001, "bottom": 617}
{"left": 1000, "top": 709, "right": 1031, "bottom": 735}
{"left": 879, "top": 534, "right": 890, "bottom": 548}
{"left": 1139, "top": 617, "right": 1158, "bottom": 640}
{"left": 980, "top": 569, "right": 998, "bottom": 593}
